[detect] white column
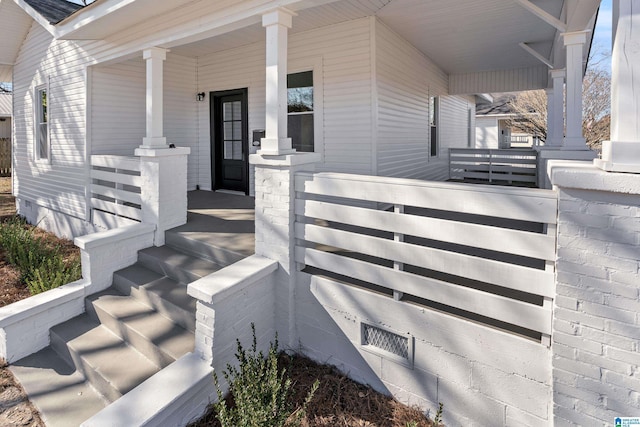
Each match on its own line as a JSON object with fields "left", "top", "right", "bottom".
{"left": 546, "top": 69, "right": 565, "bottom": 147}
{"left": 141, "top": 47, "right": 168, "bottom": 148}
{"left": 562, "top": 31, "right": 589, "bottom": 150}
{"left": 259, "top": 8, "right": 296, "bottom": 156}
{"left": 595, "top": 0, "right": 640, "bottom": 173}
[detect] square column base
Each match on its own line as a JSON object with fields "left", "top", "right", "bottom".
{"left": 141, "top": 137, "right": 168, "bottom": 149}
{"left": 257, "top": 138, "right": 295, "bottom": 156}
{"left": 594, "top": 141, "right": 640, "bottom": 173}
{"left": 537, "top": 147, "right": 597, "bottom": 189}
{"left": 562, "top": 136, "right": 588, "bottom": 150}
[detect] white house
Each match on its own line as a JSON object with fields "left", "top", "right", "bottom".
{"left": 2, "top": 1, "right": 639, "bottom": 427}
{"left": 475, "top": 93, "right": 540, "bottom": 149}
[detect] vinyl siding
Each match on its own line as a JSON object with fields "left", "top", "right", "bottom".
{"left": 91, "top": 59, "right": 145, "bottom": 156}
{"left": 164, "top": 54, "right": 198, "bottom": 189}
{"left": 374, "top": 19, "right": 449, "bottom": 180}
{"left": 12, "top": 23, "right": 88, "bottom": 219}
{"left": 439, "top": 94, "right": 476, "bottom": 157}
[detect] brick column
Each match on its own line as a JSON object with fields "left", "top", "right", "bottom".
{"left": 135, "top": 146, "right": 190, "bottom": 245}
{"left": 250, "top": 153, "right": 320, "bottom": 347}
{"left": 550, "top": 162, "right": 640, "bottom": 425}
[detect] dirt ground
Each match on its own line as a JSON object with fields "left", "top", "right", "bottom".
{"left": 0, "top": 177, "right": 45, "bottom": 426}
{"left": 190, "top": 353, "right": 437, "bottom": 427}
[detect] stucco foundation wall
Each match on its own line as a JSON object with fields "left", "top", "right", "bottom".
{"left": 551, "top": 164, "right": 640, "bottom": 426}
{"left": 295, "top": 273, "right": 553, "bottom": 427}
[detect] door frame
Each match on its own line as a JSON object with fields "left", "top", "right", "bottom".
{"left": 210, "top": 88, "right": 249, "bottom": 195}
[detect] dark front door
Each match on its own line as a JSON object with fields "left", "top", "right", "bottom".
{"left": 211, "top": 89, "right": 249, "bottom": 194}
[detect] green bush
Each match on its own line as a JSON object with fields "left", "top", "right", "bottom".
{"left": 26, "top": 256, "right": 81, "bottom": 295}
{"left": 0, "top": 216, "right": 81, "bottom": 295}
{"left": 214, "top": 324, "right": 318, "bottom": 427}
{"left": 0, "top": 217, "right": 50, "bottom": 273}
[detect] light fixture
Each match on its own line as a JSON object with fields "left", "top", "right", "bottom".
{"left": 196, "top": 92, "right": 205, "bottom": 102}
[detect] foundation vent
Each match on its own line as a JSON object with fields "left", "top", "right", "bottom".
{"left": 361, "top": 322, "right": 414, "bottom": 367}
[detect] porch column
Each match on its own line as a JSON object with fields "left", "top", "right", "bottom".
{"left": 141, "top": 47, "right": 168, "bottom": 148}
{"left": 546, "top": 69, "right": 565, "bottom": 147}
{"left": 259, "top": 8, "right": 296, "bottom": 155}
{"left": 595, "top": 0, "right": 640, "bottom": 173}
{"left": 562, "top": 31, "right": 589, "bottom": 150}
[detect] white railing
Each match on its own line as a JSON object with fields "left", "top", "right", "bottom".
{"left": 449, "top": 148, "right": 538, "bottom": 185}
{"left": 294, "top": 172, "right": 557, "bottom": 345}
{"left": 90, "top": 155, "right": 143, "bottom": 228}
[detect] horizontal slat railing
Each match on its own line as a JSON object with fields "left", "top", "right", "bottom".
{"left": 90, "top": 155, "right": 142, "bottom": 227}
{"left": 449, "top": 148, "right": 538, "bottom": 185}
{"left": 294, "top": 172, "right": 558, "bottom": 343}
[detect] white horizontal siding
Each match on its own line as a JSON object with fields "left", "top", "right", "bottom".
{"left": 91, "top": 59, "right": 145, "bottom": 156}
{"left": 450, "top": 66, "right": 549, "bottom": 94}
{"left": 374, "top": 19, "right": 448, "bottom": 181}
{"left": 12, "top": 22, "right": 88, "bottom": 220}
{"left": 164, "top": 54, "right": 198, "bottom": 190}
{"left": 439, "top": 95, "right": 476, "bottom": 159}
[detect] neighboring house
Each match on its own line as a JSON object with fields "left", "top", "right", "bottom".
{"left": 4, "top": 2, "right": 638, "bottom": 427}
{"left": 475, "top": 93, "right": 539, "bottom": 149}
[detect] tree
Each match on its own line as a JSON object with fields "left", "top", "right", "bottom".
{"left": 506, "top": 67, "right": 611, "bottom": 150}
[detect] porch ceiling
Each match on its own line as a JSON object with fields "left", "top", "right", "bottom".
{"left": 169, "top": 0, "right": 581, "bottom": 75}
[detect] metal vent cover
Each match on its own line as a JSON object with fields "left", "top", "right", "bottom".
{"left": 361, "top": 322, "right": 414, "bottom": 368}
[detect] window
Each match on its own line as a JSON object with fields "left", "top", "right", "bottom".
{"left": 429, "top": 96, "right": 438, "bottom": 157}
{"left": 287, "top": 71, "right": 314, "bottom": 152}
{"left": 35, "top": 86, "right": 49, "bottom": 161}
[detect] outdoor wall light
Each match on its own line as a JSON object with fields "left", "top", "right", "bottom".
{"left": 196, "top": 92, "right": 205, "bottom": 102}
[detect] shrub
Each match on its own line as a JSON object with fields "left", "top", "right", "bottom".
{"left": 0, "top": 216, "right": 81, "bottom": 295}
{"left": 214, "top": 324, "right": 318, "bottom": 427}
{"left": 26, "top": 255, "right": 81, "bottom": 295}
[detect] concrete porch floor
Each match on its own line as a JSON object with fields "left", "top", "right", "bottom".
{"left": 166, "top": 190, "right": 256, "bottom": 262}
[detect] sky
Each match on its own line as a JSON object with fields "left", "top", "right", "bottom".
{"left": 590, "top": 0, "right": 613, "bottom": 71}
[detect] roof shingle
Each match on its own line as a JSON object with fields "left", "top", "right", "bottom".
{"left": 23, "top": 0, "right": 84, "bottom": 24}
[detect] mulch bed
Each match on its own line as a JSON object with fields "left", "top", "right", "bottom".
{"left": 0, "top": 177, "right": 50, "bottom": 426}
{"left": 190, "top": 353, "right": 435, "bottom": 427}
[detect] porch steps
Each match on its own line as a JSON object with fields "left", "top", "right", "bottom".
{"left": 10, "top": 239, "right": 228, "bottom": 427}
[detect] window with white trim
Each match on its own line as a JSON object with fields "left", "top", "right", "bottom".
{"left": 287, "top": 71, "right": 314, "bottom": 152}
{"left": 35, "top": 85, "right": 49, "bottom": 161}
{"left": 429, "top": 96, "right": 438, "bottom": 157}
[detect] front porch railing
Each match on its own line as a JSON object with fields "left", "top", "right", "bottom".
{"left": 449, "top": 148, "right": 538, "bottom": 186}
{"left": 90, "top": 155, "right": 143, "bottom": 228}
{"left": 294, "top": 172, "right": 557, "bottom": 345}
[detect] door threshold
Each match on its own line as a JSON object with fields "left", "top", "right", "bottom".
{"left": 215, "top": 189, "right": 247, "bottom": 196}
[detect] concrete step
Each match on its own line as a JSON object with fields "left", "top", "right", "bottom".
{"left": 50, "top": 315, "right": 160, "bottom": 402}
{"left": 113, "top": 264, "right": 197, "bottom": 333}
{"left": 165, "top": 229, "right": 247, "bottom": 267}
{"left": 138, "top": 245, "right": 223, "bottom": 284}
{"left": 86, "top": 289, "right": 194, "bottom": 368}
{"left": 9, "top": 347, "right": 109, "bottom": 427}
